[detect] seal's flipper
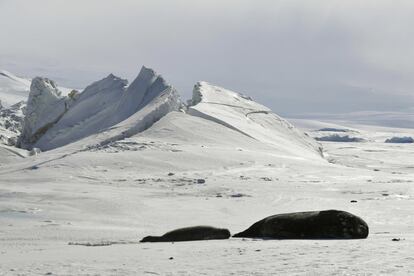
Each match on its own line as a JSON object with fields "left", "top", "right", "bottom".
{"left": 140, "top": 236, "right": 163, "bottom": 243}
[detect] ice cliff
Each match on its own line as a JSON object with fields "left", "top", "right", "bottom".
{"left": 32, "top": 66, "right": 181, "bottom": 150}
{"left": 19, "top": 77, "right": 74, "bottom": 148}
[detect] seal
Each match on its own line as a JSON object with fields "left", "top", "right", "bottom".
{"left": 233, "top": 210, "right": 369, "bottom": 239}
{"left": 140, "top": 226, "right": 231, "bottom": 242}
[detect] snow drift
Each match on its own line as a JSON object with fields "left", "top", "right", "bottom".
{"left": 187, "top": 82, "right": 323, "bottom": 159}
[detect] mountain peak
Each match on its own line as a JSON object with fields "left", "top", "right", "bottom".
{"left": 18, "top": 77, "right": 70, "bottom": 147}
{"left": 30, "top": 77, "right": 61, "bottom": 98}
{"left": 30, "top": 65, "right": 181, "bottom": 151}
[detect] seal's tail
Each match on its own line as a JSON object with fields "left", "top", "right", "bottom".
{"left": 232, "top": 232, "right": 245, "bottom": 238}
{"left": 140, "top": 236, "right": 162, "bottom": 242}
{"left": 232, "top": 220, "right": 264, "bottom": 238}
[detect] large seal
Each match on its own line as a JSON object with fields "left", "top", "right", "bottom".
{"left": 140, "top": 226, "right": 231, "bottom": 243}
{"left": 233, "top": 210, "right": 369, "bottom": 239}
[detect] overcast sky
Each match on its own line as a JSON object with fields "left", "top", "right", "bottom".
{"left": 1, "top": 0, "right": 413, "bottom": 115}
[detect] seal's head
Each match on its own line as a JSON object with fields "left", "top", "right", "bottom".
{"left": 346, "top": 214, "right": 369, "bottom": 239}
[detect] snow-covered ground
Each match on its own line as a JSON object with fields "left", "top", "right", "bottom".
{"left": 0, "top": 70, "right": 71, "bottom": 108}
{"left": 0, "top": 70, "right": 413, "bottom": 275}
{"left": 290, "top": 111, "right": 414, "bottom": 129}
{"left": 0, "top": 71, "right": 31, "bottom": 108}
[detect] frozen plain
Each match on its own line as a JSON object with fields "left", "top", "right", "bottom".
{"left": 0, "top": 71, "right": 413, "bottom": 275}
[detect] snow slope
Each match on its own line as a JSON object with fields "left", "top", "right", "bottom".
{"left": 188, "top": 82, "right": 323, "bottom": 159}
{"left": 0, "top": 70, "right": 31, "bottom": 107}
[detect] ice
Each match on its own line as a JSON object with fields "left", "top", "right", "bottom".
{"left": 317, "top": 127, "right": 352, "bottom": 132}
{"left": 315, "top": 134, "right": 365, "bottom": 142}
{"left": 18, "top": 77, "right": 74, "bottom": 148}
{"left": 385, "top": 136, "right": 414, "bottom": 143}
{"left": 34, "top": 66, "right": 181, "bottom": 151}
{"left": 34, "top": 74, "right": 128, "bottom": 150}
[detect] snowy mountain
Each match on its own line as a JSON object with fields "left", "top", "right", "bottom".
{"left": 19, "top": 77, "right": 76, "bottom": 148}
{"left": 0, "top": 66, "right": 321, "bottom": 164}
{"left": 0, "top": 66, "right": 413, "bottom": 275}
{"left": 0, "top": 66, "right": 323, "bottom": 162}
{"left": 33, "top": 66, "right": 181, "bottom": 151}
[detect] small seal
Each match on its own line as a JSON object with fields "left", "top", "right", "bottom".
{"left": 140, "top": 226, "right": 231, "bottom": 242}
{"left": 233, "top": 210, "right": 369, "bottom": 239}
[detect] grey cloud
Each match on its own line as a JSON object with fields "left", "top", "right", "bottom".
{"left": 1, "top": 0, "right": 413, "bottom": 116}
